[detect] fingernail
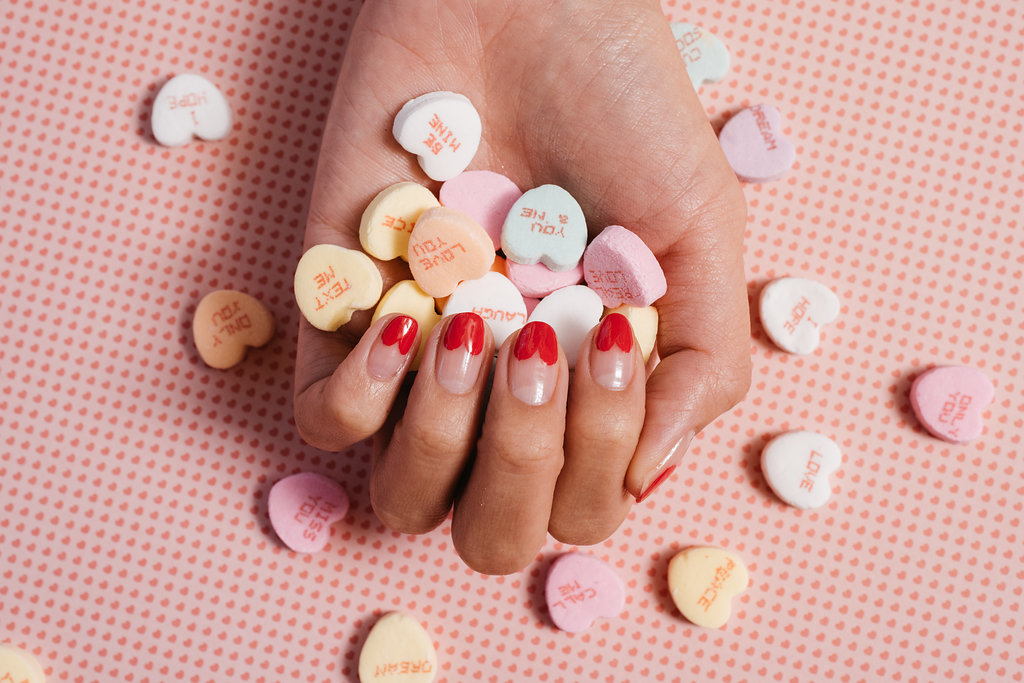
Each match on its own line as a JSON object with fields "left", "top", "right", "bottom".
{"left": 590, "top": 313, "right": 634, "bottom": 391}
{"left": 508, "top": 321, "right": 559, "bottom": 406}
{"left": 636, "top": 432, "right": 693, "bottom": 503}
{"left": 435, "top": 312, "right": 486, "bottom": 395}
{"left": 367, "top": 315, "right": 418, "bottom": 380}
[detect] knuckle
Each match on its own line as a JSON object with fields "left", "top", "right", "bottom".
{"left": 480, "top": 431, "right": 564, "bottom": 478}
{"left": 454, "top": 534, "right": 535, "bottom": 576}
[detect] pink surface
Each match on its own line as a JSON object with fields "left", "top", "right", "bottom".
{"left": 1, "top": 0, "right": 1022, "bottom": 682}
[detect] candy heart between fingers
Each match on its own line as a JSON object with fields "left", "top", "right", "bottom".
{"left": 358, "top": 612, "right": 437, "bottom": 683}
{"left": 719, "top": 104, "right": 796, "bottom": 182}
{"left": 506, "top": 259, "right": 584, "bottom": 299}
{"left": 360, "top": 182, "right": 440, "bottom": 262}
{"left": 393, "top": 91, "right": 481, "bottom": 181}
{"left": 268, "top": 472, "right": 349, "bottom": 554}
{"left": 910, "top": 366, "right": 995, "bottom": 443}
{"left": 151, "top": 73, "right": 232, "bottom": 147}
{"left": 545, "top": 553, "right": 625, "bottom": 633}
{"left": 668, "top": 546, "right": 749, "bottom": 629}
{"left": 759, "top": 276, "right": 840, "bottom": 355}
{"left": 670, "top": 22, "right": 730, "bottom": 88}
{"left": 294, "top": 244, "right": 383, "bottom": 331}
{"left": 372, "top": 280, "right": 442, "bottom": 369}
{"left": 408, "top": 207, "right": 495, "bottom": 298}
{"left": 583, "top": 225, "right": 667, "bottom": 308}
{"left": 0, "top": 644, "right": 46, "bottom": 683}
{"left": 440, "top": 170, "right": 521, "bottom": 250}
{"left": 760, "top": 431, "right": 842, "bottom": 509}
{"left": 502, "top": 184, "right": 588, "bottom": 272}
{"left": 527, "top": 285, "right": 603, "bottom": 369}
{"left": 192, "top": 290, "right": 275, "bottom": 369}
{"left": 604, "top": 304, "right": 658, "bottom": 362}
{"left": 443, "top": 272, "right": 526, "bottom": 349}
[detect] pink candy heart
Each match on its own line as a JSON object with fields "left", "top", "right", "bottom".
{"left": 268, "top": 472, "right": 349, "bottom": 553}
{"left": 718, "top": 104, "right": 796, "bottom": 183}
{"left": 582, "top": 225, "right": 666, "bottom": 308}
{"left": 545, "top": 552, "right": 625, "bottom": 633}
{"left": 910, "top": 365, "right": 994, "bottom": 443}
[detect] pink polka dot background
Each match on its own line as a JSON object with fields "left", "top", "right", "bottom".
{"left": 1, "top": 0, "right": 1022, "bottom": 680}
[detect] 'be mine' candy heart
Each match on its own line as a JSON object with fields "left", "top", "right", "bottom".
{"left": 527, "top": 285, "right": 603, "bottom": 369}
{"left": 758, "top": 276, "right": 840, "bottom": 355}
{"left": 506, "top": 259, "right": 584, "bottom": 299}
{"left": 443, "top": 272, "right": 527, "bottom": 349}
{"left": 670, "top": 22, "right": 731, "bottom": 88}
{"left": 502, "top": 185, "right": 588, "bottom": 273}
{"left": 718, "top": 104, "right": 796, "bottom": 183}
{"left": 408, "top": 207, "right": 495, "bottom": 298}
{"left": 358, "top": 612, "right": 438, "bottom": 683}
{"left": 760, "top": 431, "right": 842, "bottom": 510}
{"left": 545, "top": 552, "right": 625, "bottom": 633}
{"left": 440, "top": 170, "right": 522, "bottom": 250}
{"left": 583, "top": 225, "right": 667, "bottom": 308}
{"left": 192, "top": 290, "right": 275, "bottom": 369}
{"left": 668, "top": 546, "right": 749, "bottom": 629}
{"left": 0, "top": 643, "right": 46, "bottom": 683}
{"left": 268, "top": 472, "right": 349, "bottom": 554}
{"left": 359, "top": 181, "right": 440, "bottom": 262}
{"left": 294, "top": 244, "right": 383, "bottom": 331}
{"left": 151, "top": 74, "right": 232, "bottom": 147}
{"left": 393, "top": 91, "right": 482, "bottom": 182}
{"left": 910, "top": 366, "right": 995, "bottom": 443}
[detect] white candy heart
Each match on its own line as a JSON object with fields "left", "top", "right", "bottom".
{"left": 760, "top": 430, "right": 842, "bottom": 510}
{"left": 151, "top": 74, "right": 232, "bottom": 147}
{"left": 392, "top": 91, "right": 482, "bottom": 182}
{"left": 527, "top": 285, "right": 603, "bottom": 369}
{"left": 758, "top": 276, "right": 840, "bottom": 355}
{"left": 670, "top": 22, "right": 730, "bottom": 88}
{"left": 443, "top": 272, "right": 527, "bottom": 349}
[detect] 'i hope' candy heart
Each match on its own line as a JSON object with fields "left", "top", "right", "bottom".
{"left": 545, "top": 552, "right": 625, "bottom": 633}
{"left": 759, "top": 276, "right": 840, "bottom": 355}
{"left": 151, "top": 74, "right": 232, "bottom": 148}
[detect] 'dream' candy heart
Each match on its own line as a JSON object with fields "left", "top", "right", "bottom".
{"left": 151, "top": 74, "right": 232, "bottom": 147}
{"left": 670, "top": 22, "right": 730, "bottom": 88}
{"left": 358, "top": 612, "right": 438, "bottom": 683}
{"left": 294, "top": 244, "right": 383, "bottom": 331}
{"left": 527, "top": 285, "right": 603, "bottom": 369}
{"left": 910, "top": 365, "right": 995, "bottom": 443}
{"left": 583, "top": 225, "right": 667, "bottom": 308}
{"left": 268, "top": 472, "right": 349, "bottom": 554}
{"left": 393, "top": 91, "right": 482, "bottom": 182}
{"left": 408, "top": 207, "right": 495, "bottom": 298}
{"left": 545, "top": 552, "right": 625, "bottom": 633}
{"left": 443, "top": 272, "right": 527, "bottom": 349}
{"left": 192, "top": 290, "right": 275, "bottom": 369}
{"left": 501, "top": 185, "right": 588, "bottom": 273}
{"left": 359, "top": 181, "right": 440, "bottom": 262}
{"left": 668, "top": 546, "right": 749, "bottom": 629}
{"left": 760, "top": 431, "right": 842, "bottom": 510}
{"left": 0, "top": 643, "right": 46, "bottom": 683}
{"left": 758, "top": 276, "right": 840, "bottom": 355}
{"left": 718, "top": 104, "right": 796, "bottom": 183}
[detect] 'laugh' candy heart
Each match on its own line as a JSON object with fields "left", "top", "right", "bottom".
{"left": 192, "top": 290, "right": 275, "bottom": 369}
{"left": 151, "top": 73, "right": 232, "bottom": 147}
{"left": 294, "top": 244, "right": 383, "bottom": 331}
{"left": 393, "top": 91, "right": 482, "bottom": 182}
{"left": 910, "top": 365, "right": 995, "bottom": 443}
{"left": 545, "top": 552, "right": 625, "bottom": 633}
{"left": 760, "top": 430, "right": 842, "bottom": 510}
{"left": 759, "top": 276, "right": 840, "bottom": 355}
{"left": 718, "top": 104, "right": 796, "bottom": 183}
{"left": 668, "top": 546, "right": 749, "bottom": 629}
{"left": 670, "top": 22, "right": 731, "bottom": 88}
{"left": 268, "top": 472, "right": 349, "bottom": 554}
{"left": 443, "top": 272, "right": 527, "bottom": 349}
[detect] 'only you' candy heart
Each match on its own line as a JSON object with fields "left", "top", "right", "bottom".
{"left": 718, "top": 104, "right": 796, "bottom": 183}
{"left": 910, "top": 365, "right": 995, "bottom": 443}
{"left": 192, "top": 289, "right": 275, "bottom": 369}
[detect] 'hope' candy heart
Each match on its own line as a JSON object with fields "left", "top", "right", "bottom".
{"left": 267, "top": 472, "right": 349, "bottom": 553}
{"left": 910, "top": 365, "right": 995, "bottom": 443}
{"left": 760, "top": 430, "right": 842, "bottom": 510}
{"left": 718, "top": 104, "right": 796, "bottom": 183}
{"left": 583, "top": 225, "right": 667, "bottom": 308}
{"left": 439, "top": 170, "right": 522, "bottom": 250}
{"left": 527, "top": 285, "right": 603, "bottom": 369}
{"left": 192, "top": 290, "right": 275, "bottom": 369}
{"left": 443, "top": 272, "right": 526, "bottom": 349}
{"left": 408, "top": 207, "right": 495, "bottom": 298}
{"left": 758, "top": 276, "right": 840, "bottom": 355}
{"left": 501, "top": 185, "right": 588, "bottom": 273}
{"left": 668, "top": 546, "right": 749, "bottom": 629}
{"left": 372, "top": 280, "right": 442, "bottom": 370}
{"left": 670, "top": 22, "right": 731, "bottom": 88}
{"left": 359, "top": 181, "right": 440, "bottom": 262}
{"left": 545, "top": 552, "right": 626, "bottom": 633}
{"left": 151, "top": 74, "right": 232, "bottom": 147}
{"left": 358, "top": 612, "right": 438, "bottom": 683}
{"left": 0, "top": 643, "right": 46, "bottom": 683}
{"left": 393, "top": 91, "right": 482, "bottom": 182}
{"left": 294, "top": 244, "right": 383, "bottom": 331}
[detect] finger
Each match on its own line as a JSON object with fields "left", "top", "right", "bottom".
{"left": 451, "top": 321, "right": 568, "bottom": 575}
{"left": 370, "top": 312, "right": 494, "bottom": 534}
{"left": 548, "top": 313, "right": 646, "bottom": 545}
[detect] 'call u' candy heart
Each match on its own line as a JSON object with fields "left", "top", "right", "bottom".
{"left": 268, "top": 472, "right": 349, "bottom": 554}
{"left": 545, "top": 552, "right": 625, "bottom": 633}
{"left": 910, "top": 365, "right": 995, "bottom": 443}
{"left": 718, "top": 104, "right": 796, "bottom": 183}
{"left": 758, "top": 276, "right": 840, "bottom": 355}
{"left": 151, "top": 73, "right": 232, "bottom": 147}
{"left": 670, "top": 22, "right": 730, "bottom": 88}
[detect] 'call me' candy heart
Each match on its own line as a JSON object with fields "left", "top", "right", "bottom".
{"left": 359, "top": 181, "right": 440, "bottom": 262}
{"left": 408, "top": 207, "right": 495, "bottom": 298}
{"left": 670, "top": 22, "right": 731, "bottom": 88}
{"left": 501, "top": 184, "right": 588, "bottom": 273}
{"left": 545, "top": 552, "right": 626, "bottom": 633}
{"left": 527, "top": 285, "right": 603, "bottom": 369}
{"left": 583, "top": 225, "right": 667, "bottom": 308}
{"left": 718, "top": 104, "right": 796, "bottom": 183}
{"left": 294, "top": 244, "right": 383, "bottom": 331}
{"left": 439, "top": 170, "right": 522, "bottom": 250}
{"left": 443, "top": 272, "right": 527, "bottom": 349}
{"left": 0, "top": 643, "right": 46, "bottom": 683}
{"left": 267, "top": 472, "right": 349, "bottom": 554}
{"left": 393, "top": 91, "right": 482, "bottom": 182}
{"left": 151, "top": 73, "right": 232, "bottom": 147}
{"left": 192, "top": 290, "right": 275, "bottom": 369}
{"left": 358, "top": 612, "right": 438, "bottom": 683}
{"left": 760, "top": 430, "right": 842, "bottom": 510}
{"left": 668, "top": 546, "right": 749, "bottom": 629}
{"left": 910, "top": 365, "right": 995, "bottom": 443}
{"left": 758, "top": 276, "right": 840, "bottom": 355}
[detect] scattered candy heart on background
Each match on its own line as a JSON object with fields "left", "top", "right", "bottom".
{"left": 718, "top": 103, "right": 796, "bottom": 182}
{"left": 758, "top": 276, "right": 840, "bottom": 355}
{"left": 760, "top": 430, "right": 842, "bottom": 510}
{"left": 670, "top": 22, "right": 731, "bottom": 88}
{"left": 294, "top": 244, "right": 383, "bottom": 331}
{"left": 267, "top": 472, "right": 349, "bottom": 554}
{"left": 0, "top": 643, "right": 46, "bottom": 683}
{"left": 192, "top": 289, "right": 275, "bottom": 370}
{"left": 668, "top": 546, "right": 749, "bottom": 629}
{"left": 358, "top": 612, "right": 438, "bottom": 683}
{"left": 910, "top": 365, "right": 995, "bottom": 443}
{"left": 545, "top": 552, "right": 626, "bottom": 633}
{"left": 392, "top": 91, "right": 481, "bottom": 181}
{"left": 150, "top": 73, "right": 232, "bottom": 147}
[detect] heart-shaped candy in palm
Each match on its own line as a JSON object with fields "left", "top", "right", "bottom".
{"left": 545, "top": 553, "right": 625, "bottom": 633}
{"left": 294, "top": 244, "right": 383, "bottom": 331}
{"left": 393, "top": 91, "right": 482, "bottom": 182}
{"left": 501, "top": 185, "right": 588, "bottom": 273}
{"left": 719, "top": 104, "right": 796, "bottom": 182}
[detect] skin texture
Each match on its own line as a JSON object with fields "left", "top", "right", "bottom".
{"left": 293, "top": 0, "right": 751, "bottom": 574}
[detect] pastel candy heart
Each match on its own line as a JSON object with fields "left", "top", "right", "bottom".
{"left": 267, "top": 472, "right": 349, "bottom": 554}
{"left": 439, "top": 170, "right": 522, "bottom": 250}
{"left": 372, "top": 280, "right": 442, "bottom": 369}
{"left": 758, "top": 276, "right": 840, "bottom": 355}
{"left": 668, "top": 546, "right": 749, "bottom": 629}
{"left": 545, "top": 552, "right": 626, "bottom": 633}
{"left": 670, "top": 22, "right": 730, "bottom": 88}
{"left": 358, "top": 612, "right": 438, "bottom": 683}
{"left": 150, "top": 73, "right": 232, "bottom": 147}
{"left": 392, "top": 91, "right": 481, "bottom": 182}
{"left": 0, "top": 643, "right": 46, "bottom": 683}
{"left": 359, "top": 181, "right": 440, "bottom": 262}
{"left": 443, "top": 272, "right": 526, "bottom": 349}
{"left": 719, "top": 104, "right": 796, "bottom": 183}
{"left": 192, "top": 290, "right": 275, "bottom": 369}
{"left": 760, "top": 430, "right": 842, "bottom": 509}
{"left": 506, "top": 259, "right": 584, "bottom": 299}
{"left": 527, "top": 285, "right": 603, "bottom": 369}
{"left": 604, "top": 304, "right": 658, "bottom": 363}
{"left": 294, "top": 244, "right": 383, "bottom": 331}
{"left": 910, "top": 366, "right": 995, "bottom": 443}
{"left": 583, "top": 225, "right": 667, "bottom": 307}
{"left": 501, "top": 184, "right": 587, "bottom": 272}
{"left": 408, "top": 207, "right": 495, "bottom": 298}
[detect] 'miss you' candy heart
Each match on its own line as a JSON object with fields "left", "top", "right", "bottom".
{"left": 668, "top": 546, "right": 749, "bottom": 629}
{"left": 440, "top": 170, "right": 522, "bottom": 250}
{"left": 670, "top": 22, "right": 731, "bottom": 88}
{"left": 358, "top": 612, "right": 438, "bottom": 683}
{"left": 718, "top": 104, "right": 796, "bottom": 183}
{"left": 502, "top": 185, "right": 588, "bottom": 273}
{"left": 151, "top": 73, "right": 232, "bottom": 147}
{"left": 443, "top": 272, "right": 527, "bottom": 349}
{"left": 393, "top": 91, "right": 482, "bottom": 182}
{"left": 192, "top": 290, "right": 275, "bottom": 369}
{"left": 294, "top": 244, "right": 383, "bottom": 331}
{"left": 910, "top": 365, "right": 995, "bottom": 443}
{"left": 583, "top": 225, "right": 667, "bottom": 308}
{"left": 408, "top": 207, "right": 495, "bottom": 298}
{"left": 545, "top": 552, "right": 626, "bottom": 633}
{"left": 527, "top": 285, "right": 604, "bottom": 369}
{"left": 268, "top": 472, "right": 349, "bottom": 554}
{"left": 760, "top": 430, "right": 842, "bottom": 510}
{"left": 758, "top": 276, "right": 840, "bottom": 355}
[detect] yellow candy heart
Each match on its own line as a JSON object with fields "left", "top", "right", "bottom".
{"left": 667, "top": 546, "right": 749, "bottom": 629}
{"left": 359, "top": 181, "right": 440, "bottom": 262}
{"left": 294, "top": 244, "right": 383, "bottom": 331}
{"left": 372, "top": 280, "right": 441, "bottom": 369}
{"left": 604, "top": 304, "right": 658, "bottom": 362}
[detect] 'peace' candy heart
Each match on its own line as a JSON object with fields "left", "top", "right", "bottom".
{"left": 150, "top": 74, "right": 232, "bottom": 147}
{"left": 439, "top": 170, "right": 522, "bottom": 250}
{"left": 267, "top": 472, "right": 349, "bottom": 554}
{"left": 670, "top": 22, "right": 731, "bottom": 88}
{"left": 718, "top": 104, "right": 796, "bottom": 183}
{"left": 501, "top": 185, "right": 588, "bottom": 273}
{"left": 192, "top": 290, "right": 275, "bottom": 369}
{"left": 545, "top": 552, "right": 626, "bottom": 633}
{"left": 408, "top": 207, "right": 495, "bottom": 298}
{"left": 910, "top": 365, "right": 995, "bottom": 443}
{"left": 393, "top": 91, "right": 482, "bottom": 182}
{"left": 583, "top": 225, "right": 667, "bottom": 308}
{"left": 527, "top": 285, "right": 603, "bottom": 369}
{"left": 760, "top": 431, "right": 842, "bottom": 510}
{"left": 0, "top": 643, "right": 46, "bottom": 683}
{"left": 359, "top": 181, "right": 440, "bottom": 262}
{"left": 294, "top": 244, "right": 383, "bottom": 331}
{"left": 358, "top": 612, "right": 438, "bottom": 683}
{"left": 443, "top": 272, "right": 527, "bottom": 349}
{"left": 668, "top": 546, "right": 749, "bottom": 629}
{"left": 372, "top": 280, "right": 442, "bottom": 370}
{"left": 759, "top": 276, "right": 840, "bottom": 355}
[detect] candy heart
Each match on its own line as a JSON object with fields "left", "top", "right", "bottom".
{"left": 527, "top": 285, "right": 603, "bottom": 369}
{"left": 718, "top": 104, "right": 796, "bottom": 183}
{"left": 910, "top": 366, "right": 995, "bottom": 443}
{"left": 501, "top": 184, "right": 588, "bottom": 273}
{"left": 0, "top": 643, "right": 46, "bottom": 683}
{"left": 506, "top": 259, "right": 584, "bottom": 299}
{"left": 760, "top": 430, "right": 842, "bottom": 510}
{"left": 583, "top": 225, "right": 667, "bottom": 308}
{"left": 545, "top": 552, "right": 625, "bottom": 633}
{"left": 439, "top": 170, "right": 522, "bottom": 250}
{"left": 359, "top": 181, "right": 440, "bottom": 262}
{"left": 150, "top": 73, "right": 232, "bottom": 147}
{"left": 372, "top": 280, "right": 442, "bottom": 369}
{"left": 670, "top": 22, "right": 730, "bottom": 88}
{"left": 668, "top": 546, "right": 749, "bottom": 629}
{"left": 758, "top": 276, "right": 840, "bottom": 355}
{"left": 267, "top": 472, "right": 349, "bottom": 554}
{"left": 294, "top": 244, "right": 383, "bottom": 331}
{"left": 192, "top": 290, "right": 275, "bottom": 369}
{"left": 604, "top": 304, "right": 658, "bottom": 363}
{"left": 392, "top": 91, "right": 482, "bottom": 182}
{"left": 358, "top": 612, "right": 438, "bottom": 683}
{"left": 408, "top": 207, "right": 495, "bottom": 298}
{"left": 443, "top": 272, "right": 527, "bottom": 349}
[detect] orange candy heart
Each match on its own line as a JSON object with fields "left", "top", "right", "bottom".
{"left": 193, "top": 290, "right": 275, "bottom": 369}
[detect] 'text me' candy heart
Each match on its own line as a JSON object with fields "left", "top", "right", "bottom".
{"left": 910, "top": 365, "right": 995, "bottom": 443}
{"left": 758, "top": 276, "right": 840, "bottom": 355}
{"left": 668, "top": 546, "right": 749, "bottom": 629}
{"left": 583, "top": 225, "right": 667, "bottom": 308}
{"left": 670, "top": 22, "right": 731, "bottom": 88}
{"left": 358, "top": 612, "right": 438, "bottom": 683}
{"left": 502, "top": 184, "right": 588, "bottom": 273}
{"left": 718, "top": 104, "right": 796, "bottom": 183}
{"left": 359, "top": 181, "right": 440, "bottom": 262}
{"left": 408, "top": 207, "right": 495, "bottom": 298}
{"left": 268, "top": 472, "right": 349, "bottom": 554}
{"left": 443, "top": 272, "right": 527, "bottom": 349}
{"left": 760, "top": 430, "right": 842, "bottom": 510}
{"left": 192, "top": 290, "right": 275, "bottom": 369}
{"left": 545, "top": 552, "right": 626, "bottom": 633}
{"left": 392, "top": 91, "right": 482, "bottom": 182}
{"left": 151, "top": 73, "right": 232, "bottom": 147}
{"left": 294, "top": 244, "right": 383, "bottom": 331}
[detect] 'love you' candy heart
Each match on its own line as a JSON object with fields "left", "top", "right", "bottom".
{"left": 268, "top": 472, "right": 349, "bottom": 554}
{"left": 545, "top": 552, "right": 626, "bottom": 633}
{"left": 501, "top": 184, "right": 588, "bottom": 273}
{"left": 359, "top": 181, "right": 440, "bottom": 262}
{"left": 393, "top": 91, "right": 482, "bottom": 182}
{"left": 439, "top": 170, "right": 522, "bottom": 250}
{"left": 910, "top": 365, "right": 995, "bottom": 443}
{"left": 718, "top": 104, "right": 796, "bottom": 183}
{"left": 758, "top": 276, "right": 840, "bottom": 355}
{"left": 294, "top": 244, "right": 383, "bottom": 331}
{"left": 150, "top": 73, "right": 232, "bottom": 147}
{"left": 0, "top": 643, "right": 46, "bottom": 683}
{"left": 192, "top": 290, "right": 275, "bottom": 369}
{"left": 670, "top": 22, "right": 731, "bottom": 88}
{"left": 760, "top": 430, "right": 842, "bottom": 510}
{"left": 358, "top": 612, "right": 438, "bottom": 683}
{"left": 527, "top": 285, "right": 603, "bottom": 369}
{"left": 408, "top": 207, "right": 495, "bottom": 298}
{"left": 583, "top": 225, "right": 667, "bottom": 308}
{"left": 443, "top": 272, "right": 527, "bottom": 349}
{"left": 668, "top": 546, "right": 749, "bottom": 629}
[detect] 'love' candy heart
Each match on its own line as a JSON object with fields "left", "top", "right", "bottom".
{"left": 501, "top": 185, "right": 588, "bottom": 273}
{"left": 268, "top": 472, "right": 349, "bottom": 554}
{"left": 670, "top": 22, "right": 730, "bottom": 88}
{"left": 151, "top": 74, "right": 232, "bottom": 147}
{"left": 393, "top": 91, "right": 482, "bottom": 182}
{"left": 760, "top": 430, "right": 842, "bottom": 510}
{"left": 294, "top": 244, "right": 383, "bottom": 331}
{"left": 668, "top": 546, "right": 749, "bottom": 629}
{"left": 718, "top": 104, "right": 796, "bottom": 183}
{"left": 910, "top": 365, "right": 995, "bottom": 443}
{"left": 192, "top": 290, "right": 275, "bottom": 369}
{"left": 358, "top": 612, "right": 438, "bottom": 683}
{"left": 545, "top": 553, "right": 625, "bottom": 633}
{"left": 758, "top": 276, "right": 840, "bottom": 355}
